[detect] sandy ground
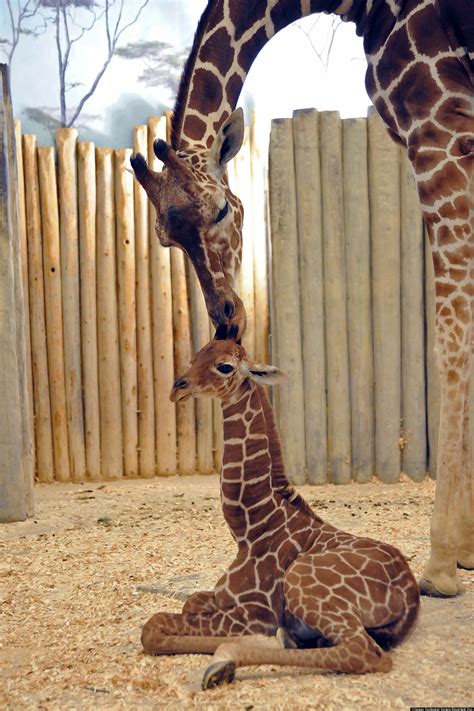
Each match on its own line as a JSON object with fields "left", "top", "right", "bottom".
{"left": 1, "top": 474, "right": 473, "bottom": 710}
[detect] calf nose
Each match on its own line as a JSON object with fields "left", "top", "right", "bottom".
{"left": 173, "top": 378, "right": 188, "bottom": 390}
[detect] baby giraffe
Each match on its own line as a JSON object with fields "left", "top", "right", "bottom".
{"left": 141, "top": 335, "right": 420, "bottom": 689}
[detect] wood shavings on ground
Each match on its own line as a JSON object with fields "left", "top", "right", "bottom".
{"left": 1, "top": 475, "right": 473, "bottom": 709}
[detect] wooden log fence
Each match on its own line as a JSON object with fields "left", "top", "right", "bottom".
{"left": 10, "top": 105, "right": 463, "bottom": 485}
{"left": 268, "top": 107, "right": 465, "bottom": 484}
{"left": 14, "top": 112, "right": 266, "bottom": 482}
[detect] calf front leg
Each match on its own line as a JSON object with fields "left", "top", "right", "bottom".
{"left": 141, "top": 606, "right": 277, "bottom": 656}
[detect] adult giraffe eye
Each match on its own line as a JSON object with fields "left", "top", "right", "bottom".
{"left": 216, "top": 363, "right": 234, "bottom": 374}
{"left": 214, "top": 200, "right": 229, "bottom": 223}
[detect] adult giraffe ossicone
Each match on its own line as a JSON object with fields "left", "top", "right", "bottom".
{"left": 130, "top": 1, "right": 473, "bottom": 598}
{"left": 141, "top": 334, "right": 419, "bottom": 689}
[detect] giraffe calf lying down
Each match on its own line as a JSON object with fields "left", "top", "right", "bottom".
{"left": 141, "top": 335, "right": 420, "bottom": 689}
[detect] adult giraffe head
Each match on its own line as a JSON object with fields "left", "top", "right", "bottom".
{"left": 130, "top": 108, "right": 247, "bottom": 339}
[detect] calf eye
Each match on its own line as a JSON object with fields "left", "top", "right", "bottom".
{"left": 216, "top": 363, "right": 234, "bottom": 374}
{"left": 214, "top": 200, "right": 229, "bottom": 223}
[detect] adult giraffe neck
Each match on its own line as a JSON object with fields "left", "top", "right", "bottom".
{"left": 171, "top": 0, "right": 347, "bottom": 150}
{"left": 170, "top": 0, "right": 406, "bottom": 150}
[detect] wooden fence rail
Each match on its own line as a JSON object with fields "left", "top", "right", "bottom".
{"left": 268, "top": 107, "right": 455, "bottom": 484}
{"left": 14, "top": 106, "right": 468, "bottom": 485}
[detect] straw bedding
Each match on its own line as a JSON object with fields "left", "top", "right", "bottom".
{"left": 1, "top": 475, "right": 472, "bottom": 709}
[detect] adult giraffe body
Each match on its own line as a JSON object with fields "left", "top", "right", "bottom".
{"left": 131, "top": 0, "right": 473, "bottom": 598}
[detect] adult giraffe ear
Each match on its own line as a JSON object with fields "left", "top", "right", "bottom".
{"left": 245, "top": 361, "right": 287, "bottom": 386}
{"left": 209, "top": 108, "right": 245, "bottom": 175}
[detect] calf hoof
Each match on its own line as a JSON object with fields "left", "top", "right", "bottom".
{"left": 418, "top": 575, "right": 463, "bottom": 598}
{"left": 201, "top": 660, "right": 236, "bottom": 690}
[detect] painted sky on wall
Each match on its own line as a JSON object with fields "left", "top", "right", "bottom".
{"left": 1, "top": 0, "right": 369, "bottom": 148}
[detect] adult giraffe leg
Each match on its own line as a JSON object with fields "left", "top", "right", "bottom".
{"left": 455, "top": 174, "right": 473, "bottom": 572}
{"left": 414, "top": 125, "right": 473, "bottom": 596}
{"left": 457, "top": 379, "right": 474, "bottom": 570}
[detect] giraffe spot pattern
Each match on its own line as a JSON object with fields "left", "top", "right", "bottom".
{"left": 140, "top": 0, "right": 471, "bottom": 670}
{"left": 200, "top": 27, "right": 235, "bottom": 75}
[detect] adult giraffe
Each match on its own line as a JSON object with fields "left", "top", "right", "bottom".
{"left": 130, "top": 0, "right": 473, "bottom": 598}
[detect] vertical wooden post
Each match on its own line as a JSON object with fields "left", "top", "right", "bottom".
{"left": 56, "top": 128, "right": 86, "bottom": 481}
{"left": 292, "top": 109, "right": 327, "bottom": 484}
{"left": 400, "top": 150, "right": 426, "bottom": 481}
{"left": 368, "top": 110, "right": 401, "bottom": 483}
{"left": 77, "top": 142, "right": 101, "bottom": 480}
{"left": 320, "top": 111, "right": 351, "bottom": 484}
{"left": 250, "top": 111, "right": 269, "bottom": 366}
{"left": 37, "top": 147, "right": 70, "bottom": 482}
{"left": 234, "top": 127, "right": 256, "bottom": 357}
{"left": 425, "top": 231, "right": 439, "bottom": 479}
{"left": 171, "top": 249, "right": 196, "bottom": 474}
{"left": 115, "top": 148, "right": 139, "bottom": 478}
{"left": 148, "top": 116, "right": 177, "bottom": 475}
{"left": 23, "top": 134, "right": 54, "bottom": 483}
{"left": 96, "top": 148, "right": 123, "bottom": 478}
{"left": 188, "top": 265, "right": 214, "bottom": 473}
{"left": 0, "top": 65, "right": 34, "bottom": 520}
{"left": 133, "top": 125, "right": 156, "bottom": 478}
{"left": 14, "top": 119, "right": 35, "bottom": 481}
{"left": 343, "top": 117, "right": 374, "bottom": 483}
{"left": 268, "top": 118, "right": 306, "bottom": 485}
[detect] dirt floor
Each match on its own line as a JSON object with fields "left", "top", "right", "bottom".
{"left": 1, "top": 474, "right": 473, "bottom": 710}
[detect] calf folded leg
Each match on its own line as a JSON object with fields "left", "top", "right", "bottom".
{"left": 141, "top": 606, "right": 277, "bottom": 656}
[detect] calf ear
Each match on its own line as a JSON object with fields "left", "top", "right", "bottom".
{"left": 209, "top": 108, "right": 245, "bottom": 175}
{"left": 246, "top": 361, "right": 287, "bottom": 386}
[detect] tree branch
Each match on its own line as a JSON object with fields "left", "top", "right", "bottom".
{"left": 55, "top": 1, "right": 67, "bottom": 125}
{"left": 115, "top": 0, "right": 149, "bottom": 43}
{"left": 105, "top": 0, "right": 112, "bottom": 52}
{"left": 67, "top": 0, "right": 149, "bottom": 126}
{"left": 66, "top": 55, "right": 111, "bottom": 126}
{"left": 294, "top": 16, "right": 342, "bottom": 70}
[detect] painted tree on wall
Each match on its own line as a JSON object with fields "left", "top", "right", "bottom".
{"left": 0, "top": 0, "right": 46, "bottom": 67}
{"left": 294, "top": 15, "right": 342, "bottom": 70}
{"left": 4, "top": 0, "right": 152, "bottom": 131}
{"left": 115, "top": 39, "right": 189, "bottom": 97}
{"left": 39, "top": 0, "right": 150, "bottom": 127}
